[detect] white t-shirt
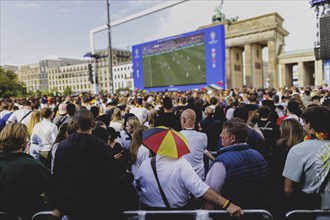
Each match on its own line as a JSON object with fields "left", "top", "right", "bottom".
{"left": 31, "top": 118, "right": 58, "bottom": 152}
{"left": 131, "top": 145, "right": 150, "bottom": 178}
{"left": 136, "top": 155, "right": 209, "bottom": 208}
{"left": 7, "top": 109, "right": 32, "bottom": 126}
{"left": 283, "top": 139, "right": 330, "bottom": 209}
{"left": 109, "top": 121, "right": 123, "bottom": 132}
{"left": 180, "top": 129, "right": 207, "bottom": 181}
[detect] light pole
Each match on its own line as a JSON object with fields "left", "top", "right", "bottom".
{"left": 107, "top": 0, "right": 114, "bottom": 94}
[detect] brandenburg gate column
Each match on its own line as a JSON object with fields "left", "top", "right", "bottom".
{"left": 268, "top": 40, "right": 278, "bottom": 88}
{"left": 244, "top": 44, "right": 253, "bottom": 88}
{"left": 226, "top": 47, "right": 232, "bottom": 88}
{"left": 230, "top": 47, "right": 244, "bottom": 88}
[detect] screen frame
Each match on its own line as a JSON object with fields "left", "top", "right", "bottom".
{"left": 132, "top": 24, "right": 226, "bottom": 92}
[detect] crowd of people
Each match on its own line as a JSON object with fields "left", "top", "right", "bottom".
{"left": 0, "top": 85, "right": 330, "bottom": 220}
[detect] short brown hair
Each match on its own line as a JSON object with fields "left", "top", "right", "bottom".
{"left": 223, "top": 118, "right": 248, "bottom": 143}
{"left": 72, "top": 109, "right": 95, "bottom": 131}
{"left": 0, "top": 123, "right": 28, "bottom": 152}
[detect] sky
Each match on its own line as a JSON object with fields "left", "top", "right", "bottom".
{"left": 0, "top": 0, "right": 317, "bottom": 66}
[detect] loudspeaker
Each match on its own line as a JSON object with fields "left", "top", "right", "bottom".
{"left": 320, "top": 15, "right": 330, "bottom": 59}
{"left": 314, "top": 48, "right": 321, "bottom": 60}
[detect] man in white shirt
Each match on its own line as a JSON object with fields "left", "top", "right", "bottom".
{"left": 7, "top": 100, "right": 32, "bottom": 126}
{"left": 180, "top": 109, "right": 208, "bottom": 181}
{"left": 30, "top": 107, "right": 58, "bottom": 161}
{"left": 136, "top": 155, "right": 243, "bottom": 217}
{"left": 129, "top": 97, "right": 148, "bottom": 124}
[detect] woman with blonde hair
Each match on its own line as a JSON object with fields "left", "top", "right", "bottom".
{"left": 144, "top": 109, "right": 157, "bottom": 128}
{"left": 109, "top": 107, "right": 123, "bottom": 132}
{"left": 27, "top": 110, "right": 41, "bottom": 136}
{"left": 120, "top": 115, "right": 141, "bottom": 150}
{"left": 270, "top": 118, "right": 304, "bottom": 219}
{"left": 0, "top": 123, "right": 50, "bottom": 220}
{"left": 129, "top": 125, "right": 149, "bottom": 178}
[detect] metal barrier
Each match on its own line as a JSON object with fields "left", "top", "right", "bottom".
{"left": 286, "top": 210, "right": 330, "bottom": 220}
{"left": 0, "top": 212, "right": 23, "bottom": 220}
{"left": 124, "top": 209, "right": 273, "bottom": 220}
{"left": 31, "top": 211, "right": 55, "bottom": 220}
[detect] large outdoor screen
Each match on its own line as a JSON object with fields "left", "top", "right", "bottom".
{"left": 132, "top": 25, "right": 226, "bottom": 91}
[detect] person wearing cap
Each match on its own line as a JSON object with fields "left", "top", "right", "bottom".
{"left": 276, "top": 99, "right": 304, "bottom": 126}
{"left": 136, "top": 139, "right": 243, "bottom": 217}
{"left": 53, "top": 103, "right": 68, "bottom": 128}
{"left": 205, "top": 118, "right": 268, "bottom": 209}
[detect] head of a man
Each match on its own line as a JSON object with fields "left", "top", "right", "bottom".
{"left": 162, "top": 96, "right": 173, "bottom": 111}
{"left": 220, "top": 118, "right": 248, "bottom": 147}
{"left": 0, "top": 123, "right": 29, "bottom": 152}
{"left": 302, "top": 105, "right": 330, "bottom": 135}
{"left": 180, "top": 108, "right": 196, "bottom": 129}
{"left": 204, "top": 106, "right": 214, "bottom": 117}
{"left": 72, "top": 109, "right": 95, "bottom": 133}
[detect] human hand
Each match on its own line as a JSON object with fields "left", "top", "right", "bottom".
{"left": 52, "top": 209, "right": 62, "bottom": 218}
{"left": 114, "top": 151, "right": 123, "bottom": 160}
{"left": 226, "top": 203, "right": 244, "bottom": 218}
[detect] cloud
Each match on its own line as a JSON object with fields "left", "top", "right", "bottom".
{"left": 17, "top": 3, "right": 40, "bottom": 8}
{"left": 151, "top": 1, "right": 218, "bottom": 40}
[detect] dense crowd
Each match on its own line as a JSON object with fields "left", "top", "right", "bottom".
{"left": 0, "top": 85, "right": 330, "bottom": 220}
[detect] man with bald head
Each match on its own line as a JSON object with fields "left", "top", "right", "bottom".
{"left": 180, "top": 108, "right": 208, "bottom": 181}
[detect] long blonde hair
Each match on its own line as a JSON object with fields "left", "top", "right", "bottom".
{"left": 277, "top": 118, "right": 304, "bottom": 149}
{"left": 129, "top": 125, "right": 148, "bottom": 164}
{"left": 146, "top": 109, "right": 157, "bottom": 128}
{"left": 27, "top": 110, "right": 41, "bottom": 136}
{"left": 126, "top": 116, "right": 141, "bottom": 134}
{"left": 111, "top": 107, "right": 122, "bottom": 122}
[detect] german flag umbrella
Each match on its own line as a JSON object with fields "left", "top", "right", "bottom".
{"left": 142, "top": 126, "right": 190, "bottom": 158}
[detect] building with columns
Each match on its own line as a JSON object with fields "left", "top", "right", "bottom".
{"left": 278, "top": 49, "right": 324, "bottom": 87}
{"left": 202, "top": 12, "right": 325, "bottom": 89}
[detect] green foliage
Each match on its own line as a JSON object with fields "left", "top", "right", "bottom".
{"left": 63, "top": 86, "right": 72, "bottom": 96}
{"left": 116, "top": 87, "right": 131, "bottom": 94}
{"left": 0, "top": 67, "right": 27, "bottom": 98}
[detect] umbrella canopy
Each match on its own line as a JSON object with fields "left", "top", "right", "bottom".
{"left": 142, "top": 126, "right": 190, "bottom": 158}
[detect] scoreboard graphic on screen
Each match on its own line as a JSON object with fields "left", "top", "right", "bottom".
{"left": 132, "top": 25, "right": 226, "bottom": 92}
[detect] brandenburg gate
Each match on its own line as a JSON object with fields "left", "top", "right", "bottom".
{"left": 202, "top": 12, "right": 324, "bottom": 89}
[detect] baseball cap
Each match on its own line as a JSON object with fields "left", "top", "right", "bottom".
{"left": 58, "top": 103, "right": 67, "bottom": 115}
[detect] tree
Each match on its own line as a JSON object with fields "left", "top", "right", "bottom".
{"left": 0, "top": 67, "right": 27, "bottom": 98}
{"left": 63, "top": 86, "right": 72, "bottom": 96}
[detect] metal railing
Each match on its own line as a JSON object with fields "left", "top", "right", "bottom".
{"left": 124, "top": 209, "right": 273, "bottom": 220}
{"left": 0, "top": 212, "right": 23, "bottom": 220}
{"left": 286, "top": 210, "right": 330, "bottom": 220}
{"left": 31, "top": 211, "right": 54, "bottom": 220}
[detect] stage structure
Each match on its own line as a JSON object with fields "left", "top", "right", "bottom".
{"left": 132, "top": 25, "right": 226, "bottom": 92}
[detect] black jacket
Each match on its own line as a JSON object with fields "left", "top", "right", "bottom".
{"left": 0, "top": 153, "right": 50, "bottom": 220}
{"left": 52, "top": 133, "right": 122, "bottom": 219}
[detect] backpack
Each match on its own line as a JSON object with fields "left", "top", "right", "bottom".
{"left": 0, "top": 112, "right": 13, "bottom": 132}
{"left": 55, "top": 115, "right": 68, "bottom": 128}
